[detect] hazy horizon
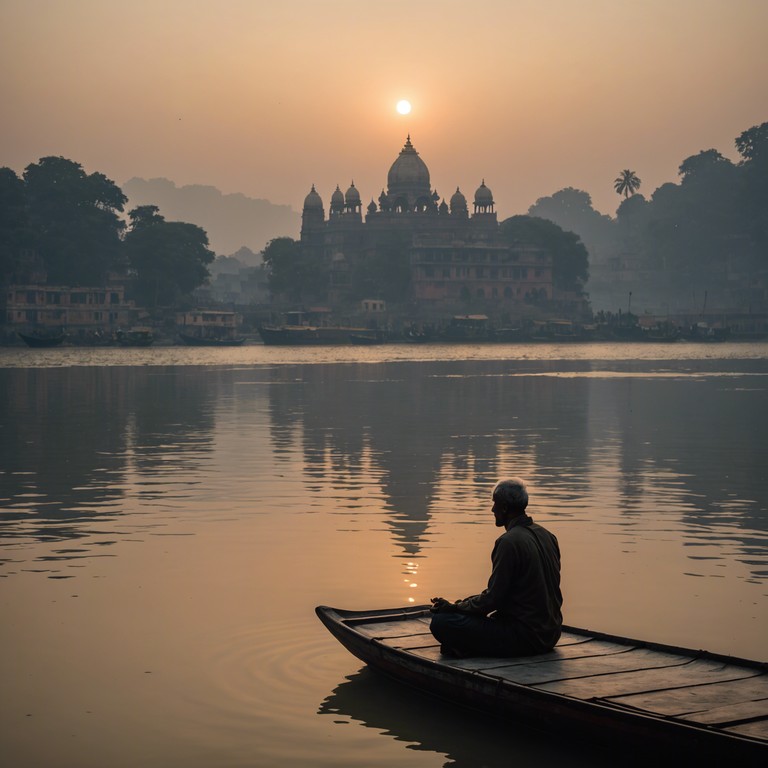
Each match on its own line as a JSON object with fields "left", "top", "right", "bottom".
{"left": 2, "top": 0, "right": 767, "bottom": 219}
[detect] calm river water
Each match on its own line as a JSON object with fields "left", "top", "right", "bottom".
{"left": 1, "top": 342, "right": 766, "bottom": 767}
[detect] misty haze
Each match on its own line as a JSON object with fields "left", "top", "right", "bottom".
{"left": 1, "top": 1, "right": 767, "bottom": 767}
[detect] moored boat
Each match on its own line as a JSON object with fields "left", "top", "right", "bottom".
{"left": 316, "top": 604, "right": 767, "bottom": 763}
{"left": 257, "top": 308, "right": 370, "bottom": 346}
{"left": 17, "top": 331, "right": 66, "bottom": 348}
{"left": 257, "top": 324, "right": 370, "bottom": 346}
{"left": 349, "top": 331, "right": 388, "bottom": 345}
{"left": 177, "top": 331, "right": 246, "bottom": 346}
{"left": 115, "top": 327, "right": 154, "bottom": 347}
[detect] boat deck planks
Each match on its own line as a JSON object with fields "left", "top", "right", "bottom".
{"left": 317, "top": 605, "right": 767, "bottom": 761}
{"left": 535, "top": 658, "right": 757, "bottom": 697}
{"left": 605, "top": 675, "right": 768, "bottom": 715}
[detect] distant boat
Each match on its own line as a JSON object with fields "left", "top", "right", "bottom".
{"left": 177, "top": 331, "right": 246, "bottom": 347}
{"left": 115, "top": 327, "right": 154, "bottom": 347}
{"left": 17, "top": 331, "right": 65, "bottom": 348}
{"left": 257, "top": 324, "right": 370, "bottom": 346}
{"left": 440, "top": 314, "right": 493, "bottom": 342}
{"left": 349, "top": 331, "right": 388, "bottom": 345}
{"left": 257, "top": 308, "right": 371, "bottom": 346}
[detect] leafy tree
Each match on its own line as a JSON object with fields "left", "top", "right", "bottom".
{"left": 735, "top": 122, "right": 768, "bottom": 249}
{"left": 123, "top": 205, "right": 215, "bottom": 308}
{"left": 528, "top": 187, "right": 615, "bottom": 264}
{"left": 262, "top": 236, "right": 327, "bottom": 303}
{"left": 735, "top": 121, "right": 768, "bottom": 163}
{"left": 23, "top": 156, "right": 127, "bottom": 284}
{"left": 0, "top": 167, "right": 30, "bottom": 282}
{"left": 500, "top": 215, "right": 589, "bottom": 292}
{"left": 678, "top": 149, "right": 734, "bottom": 181}
{"left": 613, "top": 169, "right": 642, "bottom": 199}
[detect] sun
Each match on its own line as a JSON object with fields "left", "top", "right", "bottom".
{"left": 396, "top": 99, "right": 412, "bottom": 115}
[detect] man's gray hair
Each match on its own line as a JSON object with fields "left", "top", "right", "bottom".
{"left": 492, "top": 478, "right": 529, "bottom": 512}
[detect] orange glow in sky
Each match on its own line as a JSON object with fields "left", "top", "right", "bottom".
{"left": 1, "top": 0, "right": 766, "bottom": 223}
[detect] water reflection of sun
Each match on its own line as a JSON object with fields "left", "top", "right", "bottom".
{"left": 404, "top": 560, "right": 419, "bottom": 602}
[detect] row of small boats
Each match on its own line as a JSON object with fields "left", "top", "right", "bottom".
{"left": 16, "top": 330, "right": 247, "bottom": 348}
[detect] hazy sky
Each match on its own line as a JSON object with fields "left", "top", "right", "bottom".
{"left": 2, "top": 0, "right": 767, "bottom": 221}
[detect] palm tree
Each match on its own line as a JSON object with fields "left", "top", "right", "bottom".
{"left": 614, "top": 169, "right": 641, "bottom": 199}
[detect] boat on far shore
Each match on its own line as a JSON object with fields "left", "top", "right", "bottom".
{"left": 349, "top": 330, "right": 389, "bottom": 345}
{"left": 177, "top": 331, "right": 246, "bottom": 347}
{"left": 258, "top": 324, "right": 372, "bottom": 346}
{"left": 116, "top": 327, "right": 154, "bottom": 347}
{"left": 17, "top": 330, "right": 66, "bottom": 348}
{"left": 257, "top": 309, "right": 372, "bottom": 346}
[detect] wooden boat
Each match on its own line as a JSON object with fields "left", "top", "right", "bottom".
{"left": 349, "top": 331, "right": 388, "bottom": 345}
{"left": 257, "top": 324, "right": 370, "bottom": 346}
{"left": 177, "top": 331, "right": 246, "bottom": 347}
{"left": 115, "top": 327, "right": 154, "bottom": 347}
{"left": 17, "top": 331, "right": 65, "bottom": 348}
{"left": 316, "top": 605, "right": 767, "bottom": 763}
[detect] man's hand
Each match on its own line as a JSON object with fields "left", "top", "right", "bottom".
{"left": 430, "top": 596, "right": 458, "bottom": 613}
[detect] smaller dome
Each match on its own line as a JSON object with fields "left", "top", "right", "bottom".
{"left": 303, "top": 184, "right": 323, "bottom": 210}
{"left": 474, "top": 180, "right": 494, "bottom": 205}
{"left": 367, "top": 199, "right": 377, "bottom": 214}
{"left": 450, "top": 187, "right": 468, "bottom": 211}
{"left": 330, "top": 185, "right": 345, "bottom": 210}
{"left": 345, "top": 182, "right": 361, "bottom": 204}
{"left": 439, "top": 199, "right": 449, "bottom": 214}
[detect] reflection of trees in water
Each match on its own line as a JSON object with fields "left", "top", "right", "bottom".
{"left": 267, "top": 362, "right": 594, "bottom": 556}
{"left": 0, "top": 367, "right": 216, "bottom": 546}
{"left": 605, "top": 376, "right": 767, "bottom": 564}
{"left": 318, "top": 666, "right": 624, "bottom": 768}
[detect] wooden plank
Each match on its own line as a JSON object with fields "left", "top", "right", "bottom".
{"left": 557, "top": 631, "right": 600, "bottom": 647}
{"left": 351, "top": 618, "right": 433, "bottom": 638}
{"left": 684, "top": 698, "right": 768, "bottom": 725}
{"left": 480, "top": 647, "right": 691, "bottom": 685}
{"left": 380, "top": 633, "right": 439, "bottom": 650}
{"left": 608, "top": 675, "right": 768, "bottom": 716}
{"left": 724, "top": 720, "right": 768, "bottom": 741}
{"left": 405, "top": 646, "right": 687, "bottom": 678}
{"left": 403, "top": 637, "right": 635, "bottom": 663}
{"left": 536, "top": 660, "right": 758, "bottom": 699}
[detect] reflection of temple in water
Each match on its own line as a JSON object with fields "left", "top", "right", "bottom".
{"left": 265, "top": 359, "right": 767, "bottom": 576}
{"left": 266, "top": 361, "right": 593, "bottom": 556}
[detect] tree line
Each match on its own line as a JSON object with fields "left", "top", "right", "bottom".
{"left": 0, "top": 156, "right": 215, "bottom": 309}
{"left": 529, "top": 121, "right": 768, "bottom": 311}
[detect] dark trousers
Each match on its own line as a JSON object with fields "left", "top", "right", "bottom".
{"left": 430, "top": 611, "right": 534, "bottom": 657}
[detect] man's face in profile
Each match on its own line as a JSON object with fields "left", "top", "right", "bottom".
{"left": 492, "top": 497, "right": 506, "bottom": 527}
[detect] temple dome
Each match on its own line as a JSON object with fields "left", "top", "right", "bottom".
{"left": 474, "top": 180, "right": 494, "bottom": 205}
{"left": 450, "top": 187, "right": 468, "bottom": 212}
{"left": 345, "top": 182, "right": 361, "bottom": 204}
{"left": 303, "top": 184, "right": 323, "bottom": 210}
{"left": 387, "top": 135, "right": 431, "bottom": 199}
{"left": 330, "top": 185, "right": 345, "bottom": 212}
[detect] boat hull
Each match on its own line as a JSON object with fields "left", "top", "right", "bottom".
{"left": 316, "top": 605, "right": 767, "bottom": 763}
{"left": 258, "top": 325, "right": 370, "bottom": 346}
{"left": 18, "top": 332, "right": 65, "bottom": 348}
{"left": 177, "top": 332, "right": 245, "bottom": 346}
